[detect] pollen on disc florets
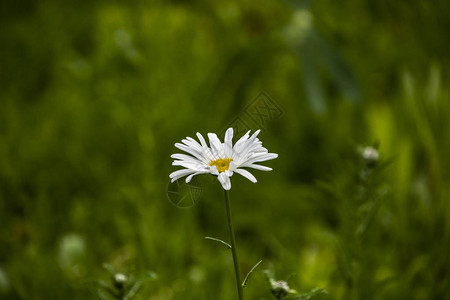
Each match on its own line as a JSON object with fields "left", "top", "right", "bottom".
{"left": 209, "top": 158, "right": 233, "bottom": 173}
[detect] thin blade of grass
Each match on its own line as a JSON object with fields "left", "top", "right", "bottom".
{"left": 242, "top": 260, "right": 263, "bottom": 288}
{"left": 205, "top": 236, "right": 231, "bottom": 249}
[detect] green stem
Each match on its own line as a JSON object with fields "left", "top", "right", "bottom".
{"left": 224, "top": 189, "right": 244, "bottom": 300}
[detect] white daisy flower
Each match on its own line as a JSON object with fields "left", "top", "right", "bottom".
{"left": 169, "top": 128, "right": 278, "bottom": 190}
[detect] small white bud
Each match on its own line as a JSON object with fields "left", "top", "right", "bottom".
{"left": 362, "top": 146, "right": 379, "bottom": 165}
{"left": 271, "top": 280, "right": 291, "bottom": 298}
{"left": 113, "top": 273, "right": 128, "bottom": 289}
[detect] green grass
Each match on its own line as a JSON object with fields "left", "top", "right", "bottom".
{"left": 1, "top": 0, "right": 450, "bottom": 299}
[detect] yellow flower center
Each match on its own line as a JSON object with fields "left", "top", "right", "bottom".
{"left": 209, "top": 158, "right": 233, "bottom": 173}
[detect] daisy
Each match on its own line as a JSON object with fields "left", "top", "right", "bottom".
{"left": 169, "top": 128, "right": 278, "bottom": 190}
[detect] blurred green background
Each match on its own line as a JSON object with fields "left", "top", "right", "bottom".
{"left": 1, "top": 0, "right": 450, "bottom": 299}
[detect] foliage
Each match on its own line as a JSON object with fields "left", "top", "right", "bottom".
{"left": 1, "top": 0, "right": 450, "bottom": 299}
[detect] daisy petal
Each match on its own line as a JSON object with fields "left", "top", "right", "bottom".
{"left": 218, "top": 172, "right": 231, "bottom": 190}
{"left": 170, "top": 153, "right": 203, "bottom": 164}
{"left": 244, "top": 164, "right": 272, "bottom": 171}
{"left": 172, "top": 160, "right": 206, "bottom": 171}
{"left": 175, "top": 143, "right": 209, "bottom": 164}
{"left": 233, "top": 130, "right": 251, "bottom": 153}
{"left": 170, "top": 169, "right": 196, "bottom": 182}
{"left": 224, "top": 128, "right": 233, "bottom": 157}
{"left": 241, "top": 153, "right": 278, "bottom": 165}
{"left": 225, "top": 169, "right": 234, "bottom": 177}
{"left": 196, "top": 132, "right": 208, "bottom": 148}
{"left": 234, "top": 168, "right": 257, "bottom": 183}
{"left": 186, "top": 170, "right": 208, "bottom": 183}
{"left": 209, "top": 165, "right": 219, "bottom": 175}
{"left": 228, "top": 161, "right": 238, "bottom": 171}
{"left": 208, "top": 133, "right": 224, "bottom": 158}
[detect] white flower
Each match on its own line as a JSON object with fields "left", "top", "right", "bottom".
{"left": 361, "top": 146, "right": 379, "bottom": 164}
{"left": 169, "top": 128, "right": 278, "bottom": 190}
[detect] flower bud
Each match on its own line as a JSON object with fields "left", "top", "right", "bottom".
{"left": 361, "top": 146, "right": 379, "bottom": 166}
{"left": 271, "top": 280, "right": 291, "bottom": 299}
{"left": 113, "top": 273, "right": 128, "bottom": 290}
